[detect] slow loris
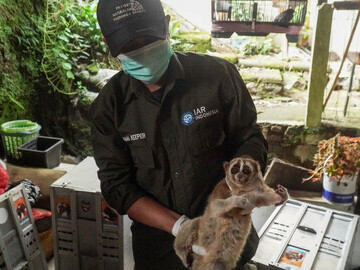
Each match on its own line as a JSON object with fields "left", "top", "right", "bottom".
{"left": 174, "top": 157, "right": 288, "bottom": 270}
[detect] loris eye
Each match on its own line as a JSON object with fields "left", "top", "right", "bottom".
{"left": 242, "top": 166, "right": 251, "bottom": 175}
{"left": 231, "top": 164, "right": 240, "bottom": 174}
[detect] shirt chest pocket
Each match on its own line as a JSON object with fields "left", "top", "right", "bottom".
{"left": 186, "top": 121, "right": 226, "bottom": 156}
{"left": 128, "top": 142, "right": 155, "bottom": 168}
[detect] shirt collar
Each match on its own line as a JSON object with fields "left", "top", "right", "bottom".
{"left": 166, "top": 53, "right": 186, "bottom": 82}
{"left": 123, "top": 53, "right": 185, "bottom": 104}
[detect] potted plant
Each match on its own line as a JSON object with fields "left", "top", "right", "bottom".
{"left": 303, "top": 134, "right": 360, "bottom": 205}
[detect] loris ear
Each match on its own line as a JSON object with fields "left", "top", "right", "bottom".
{"left": 251, "top": 159, "right": 261, "bottom": 175}
{"left": 223, "top": 161, "right": 229, "bottom": 170}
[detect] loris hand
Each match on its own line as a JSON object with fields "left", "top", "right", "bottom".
{"left": 174, "top": 217, "right": 201, "bottom": 268}
{"left": 274, "top": 184, "right": 289, "bottom": 206}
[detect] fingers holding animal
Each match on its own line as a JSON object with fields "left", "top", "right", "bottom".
{"left": 174, "top": 218, "right": 200, "bottom": 268}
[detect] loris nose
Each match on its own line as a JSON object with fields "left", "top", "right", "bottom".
{"left": 236, "top": 174, "right": 247, "bottom": 184}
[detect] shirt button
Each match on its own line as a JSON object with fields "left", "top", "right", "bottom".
{"left": 175, "top": 172, "right": 179, "bottom": 177}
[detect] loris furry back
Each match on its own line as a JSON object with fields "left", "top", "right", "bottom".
{"left": 174, "top": 157, "right": 288, "bottom": 270}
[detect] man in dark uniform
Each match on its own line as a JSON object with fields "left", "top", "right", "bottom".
{"left": 91, "top": 0, "right": 268, "bottom": 269}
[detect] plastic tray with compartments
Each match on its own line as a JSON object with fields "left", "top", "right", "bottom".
{"left": 253, "top": 199, "right": 359, "bottom": 270}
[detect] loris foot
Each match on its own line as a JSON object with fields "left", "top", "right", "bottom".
{"left": 275, "top": 185, "right": 289, "bottom": 206}
{"left": 186, "top": 246, "right": 194, "bottom": 269}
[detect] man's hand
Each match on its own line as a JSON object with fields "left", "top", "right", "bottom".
{"left": 174, "top": 217, "right": 202, "bottom": 268}
{"left": 182, "top": 244, "right": 206, "bottom": 269}
{"left": 173, "top": 216, "right": 206, "bottom": 268}
{"left": 172, "top": 215, "right": 190, "bottom": 237}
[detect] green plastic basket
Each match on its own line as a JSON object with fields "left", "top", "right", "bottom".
{"left": 0, "top": 120, "right": 41, "bottom": 164}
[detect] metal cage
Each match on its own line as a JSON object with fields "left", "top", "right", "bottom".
{"left": 211, "top": 0, "right": 308, "bottom": 39}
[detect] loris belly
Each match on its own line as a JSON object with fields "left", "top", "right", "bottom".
{"left": 174, "top": 157, "right": 288, "bottom": 270}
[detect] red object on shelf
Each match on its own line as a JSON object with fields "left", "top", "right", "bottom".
{"left": 0, "top": 165, "right": 9, "bottom": 195}
{"left": 32, "top": 208, "right": 51, "bottom": 221}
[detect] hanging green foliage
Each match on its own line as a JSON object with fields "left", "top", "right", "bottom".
{"left": 41, "top": 0, "right": 106, "bottom": 95}
{"left": 0, "top": 0, "right": 45, "bottom": 124}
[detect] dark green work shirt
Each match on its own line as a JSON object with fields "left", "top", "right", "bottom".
{"left": 90, "top": 52, "right": 267, "bottom": 269}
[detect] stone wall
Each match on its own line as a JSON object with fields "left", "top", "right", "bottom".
{"left": 261, "top": 123, "right": 360, "bottom": 169}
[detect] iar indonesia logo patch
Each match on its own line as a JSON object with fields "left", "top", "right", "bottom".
{"left": 181, "top": 112, "right": 195, "bottom": 126}
{"left": 181, "top": 106, "right": 219, "bottom": 126}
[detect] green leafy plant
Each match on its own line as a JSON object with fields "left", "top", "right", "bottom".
{"left": 259, "top": 39, "right": 272, "bottom": 54}
{"left": 231, "top": 1, "right": 268, "bottom": 22}
{"left": 41, "top": 0, "right": 105, "bottom": 95}
{"left": 14, "top": 26, "right": 41, "bottom": 53}
{"left": 75, "top": 2, "right": 107, "bottom": 60}
{"left": 169, "top": 18, "right": 183, "bottom": 46}
{"left": 290, "top": 3, "right": 306, "bottom": 24}
{"left": 301, "top": 25, "right": 309, "bottom": 39}
{"left": 239, "top": 38, "right": 273, "bottom": 55}
{"left": 0, "top": 95, "right": 26, "bottom": 124}
{"left": 231, "top": 1, "right": 248, "bottom": 21}
{"left": 0, "top": 1, "right": 46, "bottom": 123}
{"left": 303, "top": 134, "right": 360, "bottom": 182}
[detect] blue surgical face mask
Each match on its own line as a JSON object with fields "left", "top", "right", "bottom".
{"left": 117, "top": 39, "right": 174, "bottom": 84}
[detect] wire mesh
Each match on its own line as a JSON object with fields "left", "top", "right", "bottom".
{"left": 212, "top": 0, "right": 307, "bottom": 25}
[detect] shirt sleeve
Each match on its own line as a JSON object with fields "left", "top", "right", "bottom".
{"left": 221, "top": 61, "right": 268, "bottom": 173}
{"left": 90, "top": 90, "right": 146, "bottom": 215}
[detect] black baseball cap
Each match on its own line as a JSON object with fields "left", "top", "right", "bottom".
{"left": 97, "top": 0, "right": 167, "bottom": 57}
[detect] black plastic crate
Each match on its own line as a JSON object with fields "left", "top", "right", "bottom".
{"left": 18, "top": 136, "right": 64, "bottom": 168}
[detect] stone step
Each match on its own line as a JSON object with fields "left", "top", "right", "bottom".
{"left": 240, "top": 67, "right": 283, "bottom": 84}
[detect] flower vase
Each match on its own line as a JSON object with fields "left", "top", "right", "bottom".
{"left": 322, "top": 172, "right": 357, "bottom": 206}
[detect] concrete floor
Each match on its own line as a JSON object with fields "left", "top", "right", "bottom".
{"left": 256, "top": 88, "right": 360, "bottom": 129}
